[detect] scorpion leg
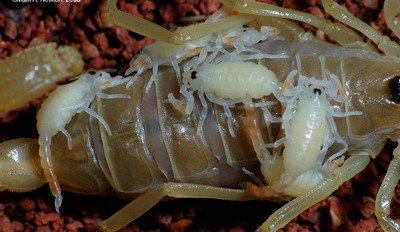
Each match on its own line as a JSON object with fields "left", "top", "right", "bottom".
{"left": 253, "top": 17, "right": 335, "bottom": 48}
{"left": 219, "top": 0, "right": 377, "bottom": 53}
{"left": 258, "top": 154, "right": 370, "bottom": 232}
{"left": 375, "top": 142, "right": 400, "bottom": 231}
{"left": 384, "top": 0, "right": 400, "bottom": 39}
{"left": 101, "top": 183, "right": 257, "bottom": 232}
{"left": 321, "top": 0, "right": 400, "bottom": 56}
{"left": 104, "top": 0, "right": 253, "bottom": 45}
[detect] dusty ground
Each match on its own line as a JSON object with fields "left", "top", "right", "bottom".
{"left": 0, "top": 0, "right": 398, "bottom": 231}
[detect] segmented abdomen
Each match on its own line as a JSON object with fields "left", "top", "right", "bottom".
{"left": 50, "top": 39, "right": 382, "bottom": 197}
{"left": 90, "top": 66, "right": 279, "bottom": 195}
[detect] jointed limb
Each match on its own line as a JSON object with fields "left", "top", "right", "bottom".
{"left": 101, "top": 183, "right": 258, "bottom": 232}
{"left": 219, "top": 0, "right": 377, "bottom": 52}
{"left": 384, "top": 0, "right": 400, "bottom": 39}
{"left": 104, "top": 0, "right": 254, "bottom": 45}
{"left": 321, "top": 0, "right": 400, "bottom": 56}
{"left": 375, "top": 141, "right": 400, "bottom": 231}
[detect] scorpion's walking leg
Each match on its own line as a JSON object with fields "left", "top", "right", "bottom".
{"left": 384, "top": 0, "right": 400, "bottom": 38}
{"left": 375, "top": 142, "right": 400, "bottom": 231}
{"left": 321, "top": 0, "right": 400, "bottom": 56}
{"left": 258, "top": 154, "right": 370, "bottom": 232}
{"left": 104, "top": 0, "right": 253, "bottom": 45}
{"left": 219, "top": 0, "right": 376, "bottom": 52}
{"left": 254, "top": 17, "right": 334, "bottom": 48}
{"left": 101, "top": 183, "right": 258, "bottom": 232}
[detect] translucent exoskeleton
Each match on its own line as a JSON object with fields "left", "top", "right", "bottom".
{"left": 2, "top": 0, "right": 400, "bottom": 231}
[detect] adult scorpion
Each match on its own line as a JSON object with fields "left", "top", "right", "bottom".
{"left": 2, "top": 0, "right": 400, "bottom": 231}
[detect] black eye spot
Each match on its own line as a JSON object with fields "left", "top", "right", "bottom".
{"left": 88, "top": 71, "right": 96, "bottom": 75}
{"left": 191, "top": 71, "right": 197, "bottom": 80}
{"left": 391, "top": 88, "right": 400, "bottom": 103}
{"left": 313, "top": 88, "right": 322, "bottom": 95}
{"left": 137, "top": 49, "right": 143, "bottom": 54}
{"left": 390, "top": 76, "right": 400, "bottom": 89}
{"left": 388, "top": 76, "right": 400, "bottom": 103}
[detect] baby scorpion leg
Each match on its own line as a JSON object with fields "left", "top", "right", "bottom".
{"left": 101, "top": 183, "right": 258, "bottom": 232}
{"left": 220, "top": 0, "right": 378, "bottom": 53}
{"left": 258, "top": 154, "right": 370, "bottom": 232}
{"left": 375, "top": 141, "right": 400, "bottom": 231}
{"left": 321, "top": 0, "right": 400, "bottom": 56}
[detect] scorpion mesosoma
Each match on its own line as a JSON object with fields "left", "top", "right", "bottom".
{"left": 3, "top": 0, "right": 400, "bottom": 231}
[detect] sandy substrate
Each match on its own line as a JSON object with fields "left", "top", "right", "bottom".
{"left": 0, "top": 0, "right": 398, "bottom": 231}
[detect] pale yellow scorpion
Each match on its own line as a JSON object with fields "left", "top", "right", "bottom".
{"left": 3, "top": 0, "right": 400, "bottom": 231}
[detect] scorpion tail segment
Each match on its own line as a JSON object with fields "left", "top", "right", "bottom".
{"left": 376, "top": 142, "right": 400, "bottom": 231}
{"left": 102, "top": 183, "right": 256, "bottom": 232}
{"left": 259, "top": 155, "right": 370, "bottom": 232}
{"left": 0, "top": 138, "right": 47, "bottom": 192}
{"left": 38, "top": 135, "right": 63, "bottom": 213}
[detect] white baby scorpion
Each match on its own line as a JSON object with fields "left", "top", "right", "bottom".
{"left": 123, "top": 6, "right": 252, "bottom": 92}
{"left": 246, "top": 71, "right": 362, "bottom": 198}
{"left": 36, "top": 70, "right": 128, "bottom": 212}
{"left": 122, "top": 5, "right": 284, "bottom": 94}
{"left": 169, "top": 60, "right": 285, "bottom": 137}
